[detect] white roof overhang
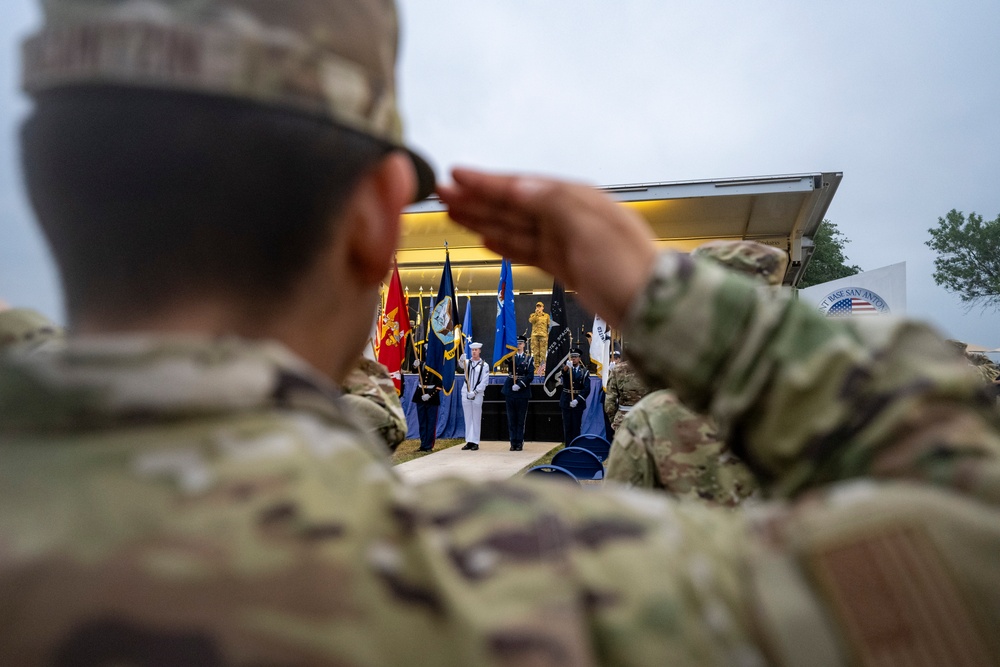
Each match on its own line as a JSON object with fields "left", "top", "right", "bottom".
{"left": 397, "top": 171, "right": 843, "bottom": 294}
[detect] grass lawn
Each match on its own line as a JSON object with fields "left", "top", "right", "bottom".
{"left": 391, "top": 438, "right": 464, "bottom": 465}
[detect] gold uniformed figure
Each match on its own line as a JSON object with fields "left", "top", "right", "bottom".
{"left": 528, "top": 301, "right": 549, "bottom": 373}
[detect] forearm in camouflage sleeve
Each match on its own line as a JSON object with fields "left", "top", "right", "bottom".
{"left": 603, "top": 376, "right": 617, "bottom": 419}
{"left": 624, "top": 252, "right": 1000, "bottom": 498}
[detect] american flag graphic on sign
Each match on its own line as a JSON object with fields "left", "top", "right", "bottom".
{"left": 826, "top": 297, "right": 879, "bottom": 316}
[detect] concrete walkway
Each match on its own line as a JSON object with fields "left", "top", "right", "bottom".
{"left": 395, "top": 441, "right": 559, "bottom": 485}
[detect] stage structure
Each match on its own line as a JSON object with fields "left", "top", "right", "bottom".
{"left": 398, "top": 172, "right": 843, "bottom": 295}
{"left": 396, "top": 172, "right": 843, "bottom": 442}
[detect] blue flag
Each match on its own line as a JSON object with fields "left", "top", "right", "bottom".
{"left": 426, "top": 252, "right": 461, "bottom": 394}
{"left": 462, "top": 296, "right": 473, "bottom": 360}
{"left": 492, "top": 258, "right": 517, "bottom": 371}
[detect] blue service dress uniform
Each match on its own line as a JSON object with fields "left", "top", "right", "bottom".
{"left": 559, "top": 363, "right": 590, "bottom": 445}
{"left": 501, "top": 352, "right": 534, "bottom": 451}
{"left": 411, "top": 363, "right": 442, "bottom": 451}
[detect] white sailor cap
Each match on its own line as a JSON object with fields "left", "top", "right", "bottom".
{"left": 469, "top": 342, "right": 483, "bottom": 350}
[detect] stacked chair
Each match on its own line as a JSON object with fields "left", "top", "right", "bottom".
{"left": 524, "top": 465, "right": 580, "bottom": 484}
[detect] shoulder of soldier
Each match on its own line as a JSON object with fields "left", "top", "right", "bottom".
{"left": 355, "top": 357, "right": 391, "bottom": 378}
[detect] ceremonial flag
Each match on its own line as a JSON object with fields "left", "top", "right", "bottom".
{"left": 462, "top": 296, "right": 474, "bottom": 360}
{"left": 543, "top": 280, "right": 572, "bottom": 396}
{"left": 591, "top": 315, "right": 612, "bottom": 384}
{"left": 492, "top": 258, "right": 517, "bottom": 370}
{"left": 363, "top": 313, "right": 378, "bottom": 361}
{"left": 377, "top": 262, "right": 411, "bottom": 393}
{"left": 426, "top": 250, "right": 461, "bottom": 394}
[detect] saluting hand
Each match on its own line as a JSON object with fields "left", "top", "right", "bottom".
{"left": 438, "top": 169, "right": 657, "bottom": 327}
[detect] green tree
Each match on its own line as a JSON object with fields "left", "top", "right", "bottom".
{"left": 926, "top": 209, "right": 1000, "bottom": 311}
{"left": 798, "top": 220, "right": 861, "bottom": 289}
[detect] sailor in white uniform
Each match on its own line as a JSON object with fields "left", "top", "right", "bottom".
{"left": 459, "top": 342, "right": 490, "bottom": 450}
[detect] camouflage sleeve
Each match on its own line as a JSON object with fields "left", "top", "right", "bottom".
{"left": 341, "top": 359, "right": 408, "bottom": 451}
{"left": 605, "top": 403, "right": 657, "bottom": 488}
{"left": 399, "top": 476, "right": 764, "bottom": 666}
{"left": 603, "top": 369, "right": 618, "bottom": 419}
{"left": 625, "top": 252, "right": 1000, "bottom": 497}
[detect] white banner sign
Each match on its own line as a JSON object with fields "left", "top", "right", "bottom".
{"left": 798, "top": 262, "right": 906, "bottom": 317}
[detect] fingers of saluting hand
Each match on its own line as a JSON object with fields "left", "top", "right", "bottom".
{"left": 438, "top": 168, "right": 658, "bottom": 326}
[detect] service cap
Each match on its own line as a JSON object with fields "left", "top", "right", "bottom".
{"left": 21, "top": 0, "right": 435, "bottom": 200}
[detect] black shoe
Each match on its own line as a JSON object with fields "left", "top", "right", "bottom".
{"left": 513, "top": 444, "right": 523, "bottom": 452}
{"left": 509, "top": 444, "right": 516, "bottom": 451}
{"left": 461, "top": 442, "right": 473, "bottom": 450}
{"left": 418, "top": 447, "right": 433, "bottom": 452}
{"left": 467, "top": 443, "right": 479, "bottom": 451}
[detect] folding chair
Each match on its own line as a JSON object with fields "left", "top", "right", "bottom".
{"left": 524, "top": 465, "right": 581, "bottom": 484}
{"left": 569, "top": 434, "right": 612, "bottom": 462}
{"left": 551, "top": 446, "right": 604, "bottom": 481}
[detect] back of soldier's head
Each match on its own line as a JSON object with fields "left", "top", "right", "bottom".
{"left": 20, "top": 0, "right": 433, "bottom": 323}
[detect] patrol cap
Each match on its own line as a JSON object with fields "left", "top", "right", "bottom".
{"left": 21, "top": 0, "right": 435, "bottom": 201}
{"left": 469, "top": 342, "right": 482, "bottom": 350}
{"left": 0, "top": 308, "right": 65, "bottom": 352}
{"left": 535, "top": 301, "right": 544, "bottom": 308}
{"left": 691, "top": 240, "right": 789, "bottom": 286}
{"left": 946, "top": 339, "right": 969, "bottom": 353}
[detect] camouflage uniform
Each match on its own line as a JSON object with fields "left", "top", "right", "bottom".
{"left": 341, "top": 357, "right": 408, "bottom": 451}
{"left": 4, "top": 255, "right": 1000, "bottom": 664}
{"left": 607, "top": 389, "right": 757, "bottom": 505}
{"left": 0, "top": 307, "right": 64, "bottom": 353}
{"left": 606, "top": 240, "right": 788, "bottom": 503}
{"left": 602, "top": 358, "right": 650, "bottom": 432}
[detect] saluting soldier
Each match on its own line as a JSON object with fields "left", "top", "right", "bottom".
{"left": 501, "top": 335, "right": 534, "bottom": 451}
{"left": 7, "top": 0, "right": 1000, "bottom": 662}
{"left": 559, "top": 347, "right": 590, "bottom": 445}
{"left": 527, "top": 301, "right": 549, "bottom": 374}
{"left": 458, "top": 342, "right": 489, "bottom": 450}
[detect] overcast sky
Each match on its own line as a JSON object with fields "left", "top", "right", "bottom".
{"left": 2, "top": 0, "right": 999, "bottom": 346}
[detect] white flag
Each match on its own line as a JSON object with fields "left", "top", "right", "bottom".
{"left": 363, "top": 312, "right": 378, "bottom": 361}
{"left": 591, "top": 315, "right": 612, "bottom": 384}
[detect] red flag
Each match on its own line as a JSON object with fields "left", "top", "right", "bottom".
{"left": 377, "top": 262, "right": 411, "bottom": 393}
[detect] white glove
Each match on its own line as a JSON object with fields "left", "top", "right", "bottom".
{"left": 512, "top": 384, "right": 520, "bottom": 392}
{"left": 570, "top": 399, "right": 578, "bottom": 408}
{"left": 421, "top": 393, "right": 431, "bottom": 401}
{"left": 413, "top": 359, "right": 421, "bottom": 368}
{"left": 467, "top": 392, "right": 475, "bottom": 400}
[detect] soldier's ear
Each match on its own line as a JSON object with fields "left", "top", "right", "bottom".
{"left": 342, "top": 152, "right": 414, "bottom": 286}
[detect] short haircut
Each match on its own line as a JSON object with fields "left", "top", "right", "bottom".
{"left": 21, "top": 86, "right": 389, "bottom": 324}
